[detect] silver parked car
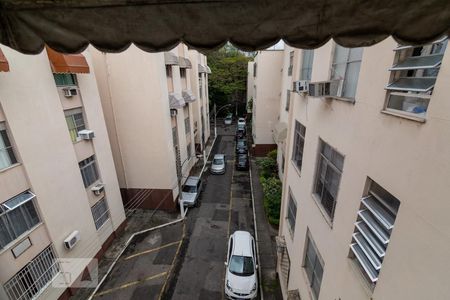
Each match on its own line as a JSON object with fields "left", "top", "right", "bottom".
{"left": 211, "top": 154, "right": 226, "bottom": 174}
{"left": 181, "top": 176, "right": 202, "bottom": 207}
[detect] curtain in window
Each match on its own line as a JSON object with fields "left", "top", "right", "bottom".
{"left": 65, "top": 116, "right": 78, "bottom": 142}
{"left": 300, "top": 50, "right": 314, "bottom": 81}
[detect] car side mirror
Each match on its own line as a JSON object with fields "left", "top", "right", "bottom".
{"left": 224, "top": 262, "right": 228, "bottom": 266}
{"left": 256, "top": 265, "right": 259, "bottom": 270}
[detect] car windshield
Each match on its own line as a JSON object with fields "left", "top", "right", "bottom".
{"left": 229, "top": 255, "right": 254, "bottom": 276}
{"left": 182, "top": 185, "right": 197, "bottom": 193}
{"left": 213, "top": 158, "right": 224, "bottom": 165}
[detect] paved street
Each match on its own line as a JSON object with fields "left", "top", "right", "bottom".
{"left": 165, "top": 124, "right": 257, "bottom": 300}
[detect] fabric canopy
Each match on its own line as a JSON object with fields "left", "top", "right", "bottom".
{"left": 0, "top": 49, "right": 9, "bottom": 72}
{"left": 164, "top": 52, "right": 179, "bottom": 65}
{"left": 0, "top": 0, "right": 449, "bottom": 54}
{"left": 46, "top": 47, "right": 90, "bottom": 73}
{"left": 179, "top": 57, "right": 192, "bottom": 69}
{"left": 169, "top": 92, "right": 185, "bottom": 109}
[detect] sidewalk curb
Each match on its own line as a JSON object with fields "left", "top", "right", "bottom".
{"left": 249, "top": 158, "right": 264, "bottom": 300}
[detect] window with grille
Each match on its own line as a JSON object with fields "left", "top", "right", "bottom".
{"left": 349, "top": 180, "right": 400, "bottom": 286}
{"left": 303, "top": 232, "right": 324, "bottom": 299}
{"left": 172, "top": 126, "right": 178, "bottom": 147}
{"left": 291, "top": 121, "right": 306, "bottom": 172}
{"left": 331, "top": 45, "right": 363, "bottom": 99}
{"left": 0, "top": 122, "right": 17, "bottom": 170}
{"left": 288, "top": 51, "right": 294, "bottom": 76}
{"left": 199, "top": 75, "right": 203, "bottom": 99}
{"left": 0, "top": 191, "right": 40, "bottom": 249}
{"left": 4, "top": 245, "right": 60, "bottom": 300}
{"left": 64, "top": 108, "right": 86, "bottom": 143}
{"left": 53, "top": 73, "right": 77, "bottom": 86}
{"left": 287, "top": 191, "right": 297, "bottom": 234}
{"left": 166, "top": 66, "right": 174, "bottom": 92}
{"left": 184, "top": 107, "right": 190, "bottom": 134}
{"left": 384, "top": 38, "right": 447, "bottom": 119}
{"left": 285, "top": 90, "right": 291, "bottom": 111}
{"left": 314, "top": 139, "right": 344, "bottom": 220}
{"left": 91, "top": 198, "right": 110, "bottom": 230}
{"left": 300, "top": 50, "right": 314, "bottom": 81}
{"left": 187, "top": 143, "right": 191, "bottom": 157}
{"left": 79, "top": 155, "right": 99, "bottom": 187}
{"left": 180, "top": 68, "right": 187, "bottom": 89}
{"left": 253, "top": 63, "right": 257, "bottom": 77}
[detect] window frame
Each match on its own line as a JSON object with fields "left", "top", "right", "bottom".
{"left": 330, "top": 44, "right": 363, "bottom": 99}
{"left": 291, "top": 120, "right": 306, "bottom": 173}
{"left": 53, "top": 73, "right": 77, "bottom": 86}
{"left": 79, "top": 155, "right": 100, "bottom": 188}
{"left": 303, "top": 231, "right": 324, "bottom": 300}
{"left": 286, "top": 190, "right": 297, "bottom": 236}
{"left": 91, "top": 198, "right": 110, "bottom": 230}
{"left": 285, "top": 89, "right": 291, "bottom": 111}
{"left": 0, "top": 122, "right": 18, "bottom": 170}
{"left": 300, "top": 50, "right": 314, "bottom": 81}
{"left": 64, "top": 108, "right": 86, "bottom": 143}
{"left": 313, "top": 139, "right": 344, "bottom": 221}
{"left": 288, "top": 51, "right": 294, "bottom": 76}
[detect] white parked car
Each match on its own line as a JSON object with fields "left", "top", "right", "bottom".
{"left": 237, "top": 117, "right": 246, "bottom": 127}
{"left": 211, "top": 154, "right": 226, "bottom": 174}
{"left": 225, "top": 231, "right": 258, "bottom": 299}
{"left": 181, "top": 176, "right": 202, "bottom": 207}
{"left": 224, "top": 116, "right": 232, "bottom": 125}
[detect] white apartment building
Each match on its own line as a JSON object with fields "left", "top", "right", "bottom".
{"left": 249, "top": 50, "right": 284, "bottom": 156}
{"left": 0, "top": 47, "right": 126, "bottom": 300}
{"left": 259, "top": 37, "right": 450, "bottom": 300}
{"left": 91, "top": 44, "right": 210, "bottom": 211}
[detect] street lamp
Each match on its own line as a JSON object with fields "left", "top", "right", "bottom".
{"left": 214, "top": 103, "right": 232, "bottom": 137}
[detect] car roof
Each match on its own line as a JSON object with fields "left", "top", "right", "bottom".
{"left": 231, "top": 231, "right": 253, "bottom": 256}
{"left": 214, "top": 154, "right": 225, "bottom": 159}
{"left": 238, "top": 117, "right": 245, "bottom": 120}
{"left": 185, "top": 176, "right": 200, "bottom": 186}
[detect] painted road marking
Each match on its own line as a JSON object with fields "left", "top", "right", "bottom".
{"left": 123, "top": 240, "right": 182, "bottom": 261}
{"left": 158, "top": 222, "right": 186, "bottom": 300}
{"left": 94, "top": 272, "right": 167, "bottom": 297}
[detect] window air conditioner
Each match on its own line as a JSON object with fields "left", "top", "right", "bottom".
{"left": 63, "top": 87, "right": 78, "bottom": 98}
{"left": 64, "top": 230, "right": 80, "bottom": 250}
{"left": 78, "top": 129, "right": 95, "bottom": 140}
{"left": 292, "top": 80, "right": 309, "bottom": 93}
{"left": 91, "top": 183, "right": 105, "bottom": 196}
{"left": 170, "top": 109, "right": 178, "bottom": 117}
{"left": 309, "top": 80, "right": 343, "bottom": 98}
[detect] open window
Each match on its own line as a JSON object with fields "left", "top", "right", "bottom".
{"left": 384, "top": 38, "right": 448, "bottom": 120}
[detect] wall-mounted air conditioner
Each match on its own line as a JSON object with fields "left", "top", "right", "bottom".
{"left": 292, "top": 80, "right": 309, "bottom": 93}
{"left": 78, "top": 129, "right": 95, "bottom": 140}
{"left": 64, "top": 230, "right": 80, "bottom": 250}
{"left": 308, "top": 80, "right": 343, "bottom": 98}
{"left": 170, "top": 109, "right": 178, "bottom": 117}
{"left": 63, "top": 87, "right": 78, "bottom": 98}
{"left": 91, "top": 183, "right": 105, "bottom": 196}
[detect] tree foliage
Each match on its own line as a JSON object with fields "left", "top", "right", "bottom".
{"left": 207, "top": 44, "right": 251, "bottom": 116}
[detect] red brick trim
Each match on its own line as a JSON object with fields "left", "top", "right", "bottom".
{"left": 252, "top": 144, "right": 277, "bottom": 157}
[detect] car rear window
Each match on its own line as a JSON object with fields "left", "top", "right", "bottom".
{"left": 182, "top": 185, "right": 197, "bottom": 193}
{"left": 213, "top": 158, "right": 224, "bottom": 164}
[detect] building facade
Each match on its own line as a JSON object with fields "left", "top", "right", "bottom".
{"left": 270, "top": 37, "right": 450, "bottom": 299}
{"left": 249, "top": 49, "right": 284, "bottom": 156}
{"left": 91, "top": 44, "right": 210, "bottom": 211}
{"left": 0, "top": 47, "right": 126, "bottom": 300}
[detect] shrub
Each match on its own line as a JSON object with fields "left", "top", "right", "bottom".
{"left": 256, "top": 149, "right": 278, "bottom": 178}
{"left": 260, "top": 176, "right": 282, "bottom": 226}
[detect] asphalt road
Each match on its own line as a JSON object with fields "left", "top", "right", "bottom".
{"left": 165, "top": 124, "right": 257, "bottom": 300}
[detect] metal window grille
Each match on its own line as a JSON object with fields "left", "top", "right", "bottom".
{"left": 64, "top": 108, "right": 86, "bottom": 143}
{"left": 79, "top": 155, "right": 99, "bottom": 187}
{"left": 0, "top": 192, "right": 40, "bottom": 249}
{"left": 186, "top": 143, "right": 191, "bottom": 157}
{"left": 4, "top": 245, "right": 60, "bottom": 300}
{"left": 350, "top": 181, "right": 400, "bottom": 285}
{"left": 0, "top": 122, "right": 17, "bottom": 170}
{"left": 300, "top": 50, "right": 314, "bottom": 81}
{"left": 304, "top": 234, "right": 324, "bottom": 299}
{"left": 285, "top": 90, "right": 290, "bottom": 111}
{"left": 291, "top": 121, "right": 306, "bottom": 172}
{"left": 91, "top": 198, "right": 110, "bottom": 230}
{"left": 53, "top": 73, "right": 77, "bottom": 86}
{"left": 314, "top": 139, "right": 344, "bottom": 220}
{"left": 288, "top": 51, "right": 294, "bottom": 76}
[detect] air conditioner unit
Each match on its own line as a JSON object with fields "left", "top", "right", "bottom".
{"left": 78, "top": 129, "right": 95, "bottom": 140}
{"left": 292, "top": 80, "right": 309, "bottom": 93}
{"left": 170, "top": 109, "right": 178, "bottom": 117}
{"left": 308, "top": 80, "right": 343, "bottom": 98}
{"left": 91, "top": 183, "right": 105, "bottom": 196}
{"left": 63, "top": 87, "right": 78, "bottom": 98}
{"left": 64, "top": 230, "right": 80, "bottom": 250}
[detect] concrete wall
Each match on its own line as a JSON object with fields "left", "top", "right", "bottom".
{"left": 278, "top": 38, "right": 450, "bottom": 300}
{"left": 251, "top": 50, "right": 284, "bottom": 154}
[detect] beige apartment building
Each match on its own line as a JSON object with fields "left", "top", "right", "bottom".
{"left": 249, "top": 49, "right": 284, "bottom": 156}
{"left": 91, "top": 44, "right": 210, "bottom": 211}
{"left": 268, "top": 37, "right": 450, "bottom": 300}
{"left": 0, "top": 47, "right": 126, "bottom": 300}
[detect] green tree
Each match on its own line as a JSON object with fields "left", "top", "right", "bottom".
{"left": 260, "top": 176, "right": 282, "bottom": 225}
{"left": 207, "top": 45, "right": 251, "bottom": 116}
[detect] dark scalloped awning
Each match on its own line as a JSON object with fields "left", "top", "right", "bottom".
{"left": 0, "top": 0, "right": 449, "bottom": 54}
